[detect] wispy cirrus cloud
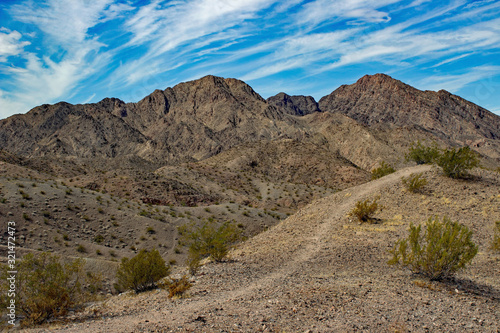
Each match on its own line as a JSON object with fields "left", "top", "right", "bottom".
{"left": 112, "top": 0, "right": 277, "bottom": 87}
{"left": 0, "top": 0, "right": 130, "bottom": 117}
{"left": 416, "top": 65, "right": 500, "bottom": 93}
{"left": 298, "top": 0, "right": 403, "bottom": 25}
{"left": 0, "top": 0, "right": 500, "bottom": 118}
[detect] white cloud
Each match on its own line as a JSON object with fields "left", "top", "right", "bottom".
{"left": 0, "top": 29, "right": 30, "bottom": 61}
{"left": 10, "top": 0, "right": 122, "bottom": 48}
{"left": 241, "top": 29, "right": 359, "bottom": 80}
{"left": 0, "top": 47, "right": 109, "bottom": 118}
{"left": 430, "top": 53, "right": 474, "bottom": 68}
{"left": 298, "top": 0, "right": 403, "bottom": 25}
{"left": 417, "top": 66, "right": 500, "bottom": 93}
{"left": 0, "top": 0, "right": 126, "bottom": 116}
{"left": 113, "top": 0, "right": 278, "bottom": 86}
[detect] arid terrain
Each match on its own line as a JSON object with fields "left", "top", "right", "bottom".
{"left": 0, "top": 73, "right": 499, "bottom": 331}
{"left": 19, "top": 165, "right": 500, "bottom": 332}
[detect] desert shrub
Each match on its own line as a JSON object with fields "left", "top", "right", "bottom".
{"left": 166, "top": 275, "right": 192, "bottom": 299}
{"left": 388, "top": 216, "right": 478, "bottom": 280}
{"left": 492, "top": 221, "right": 500, "bottom": 252}
{"left": 406, "top": 141, "right": 440, "bottom": 165}
{"left": 115, "top": 249, "right": 169, "bottom": 293}
{"left": 371, "top": 161, "right": 395, "bottom": 179}
{"left": 94, "top": 234, "right": 104, "bottom": 244}
{"left": 401, "top": 173, "right": 428, "bottom": 193}
{"left": 348, "top": 196, "right": 380, "bottom": 223}
{"left": 0, "top": 252, "right": 96, "bottom": 326}
{"left": 180, "top": 221, "right": 243, "bottom": 273}
{"left": 436, "top": 146, "right": 479, "bottom": 179}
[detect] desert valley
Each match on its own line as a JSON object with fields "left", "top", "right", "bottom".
{"left": 0, "top": 73, "right": 499, "bottom": 332}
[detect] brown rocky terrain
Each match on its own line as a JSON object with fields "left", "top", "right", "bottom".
{"left": 266, "top": 92, "right": 320, "bottom": 116}
{"left": 319, "top": 74, "right": 500, "bottom": 160}
{"left": 1, "top": 74, "right": 500, "bottom": 166}
{"left": 19, "top": 165, "right": 500, "bottom": 332}
{"left": 0, "top": 73, "right": 500, "bottom": 330}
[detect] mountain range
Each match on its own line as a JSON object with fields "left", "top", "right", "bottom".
{"left": 1, "top": 73, "right": 499, "bottom": 168}
{"left": 0, "top": 73, "right": 499, "bottom": 293}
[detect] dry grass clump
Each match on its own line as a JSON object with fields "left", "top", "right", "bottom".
{"left": 401, "top": 172, "right": 427, "bottom": 193}
{"left": 371, "top": 161, "right": 395, "bottom": 180}
{"left": 492, "top": 221, "right": 500, "bottom": 252}
{"left": 166, "top": 275, "right": 192, "bottom": 299}
{"left": 348, "top": 196, "right": 380, "bottom": 223}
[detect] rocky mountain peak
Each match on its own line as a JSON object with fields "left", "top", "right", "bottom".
{"left": 319, "top": 73, "right": 500, "bottom": 145}
{"left": 267, "top": 92, "right": 320, "bottom": 116}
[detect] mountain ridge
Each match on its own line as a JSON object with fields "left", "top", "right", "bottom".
{"left": 1, "top": 73, "right": 500, "bottom": 166}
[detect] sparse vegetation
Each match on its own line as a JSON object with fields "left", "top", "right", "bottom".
{"left": 348, "top": 196, "right": 380, "bottom": 223}
{"left": 179, "top": 221, "right": 243, "bottom": 273}
{"left": 115, "top": 249, "right": 169, "bottom": 293}
{"left": 437, "top": 146, "right": 480, "bottom": 179}
{"left": 401, "top": 172, "right": 427, "bottom": 193}
{"left": 406, "top": 141, "right": 440, "bottom": 165}
{"left": 0, "top": 252, "right": 99, "bottom": 326}
{"left": 76, "top": 244, "right": 87, "bottom": 253}
{"left": 166, "top": 275, "right": 192, "bottom": 299}
{"left": 492, "top": 221, "right": 500, "bottom": 252}
{"left": 94, "top": 234, "right": 104, "bottom": 244}
{"left": 371, "top": 161, "right": 395, "bottom": 179}
{"left": 388, "top": 216, "right": 478, "bottom": 280}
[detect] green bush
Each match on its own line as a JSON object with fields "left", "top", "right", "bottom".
{"left": 371, "top": 161, "right": 395, "bottom": 180}
{"left": 0, "top": 252, "right": 97, "bottom": 326}
{"left": 349, "top": 197, "right": 380, "bottom": 223}
{"left": 115, "top": 249, "right": 169, "bottom": 293}
{"left": 180, "top": 221, "right": 243, "bottom": 273}
{"left": 401, "top": 173, "right": 427, "bottom": 193}
{"left": 388, "top": 216, "right": 478, "bottom": 280}
{"left": 406, "top": 141, "right": 440, "bottom": 165}
{"left": 436, "top": 146, "right": 479, "bottom": 179}
{"left": 492, "top": 221, "right": 500, "bottom": 252}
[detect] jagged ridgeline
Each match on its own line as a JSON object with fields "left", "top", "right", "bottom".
{"left": 1, "top": 74, "right": 499, "bottom": 166}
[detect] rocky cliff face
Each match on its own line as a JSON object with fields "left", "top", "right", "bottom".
{"left": 267, "top": 92, "right": 320, "bottom": 116}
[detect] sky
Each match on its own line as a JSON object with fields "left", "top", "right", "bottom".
{"left": 0, "top": 0, "right": 500, "bottom": 120}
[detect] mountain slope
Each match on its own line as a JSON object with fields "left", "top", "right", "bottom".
{"left": 319, "top": 74, "right": 500, "bottom": 152}
{"left": 27, "top": 166, "right": 499, "bottom": 332}
{"left": 0, "top": 76, "right": 307, "bottom": 164}
{"left": 1, "top": 73, "right": 500, "bottom": 166}
{"left": 267, "top": 92, "right": 320, "bottom": 116}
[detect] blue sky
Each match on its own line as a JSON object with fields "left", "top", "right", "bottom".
{"left": 0, "top": 0, "right": 500, "bottom": 119}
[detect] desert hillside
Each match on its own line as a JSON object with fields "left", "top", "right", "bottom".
{"left": 21, "top": 165, "right": 499, "bottom": 332}
{"left": 1, "top": 74, "right": 499, "bottom": 331}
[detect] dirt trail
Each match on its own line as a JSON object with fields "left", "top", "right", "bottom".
{"left": 26, "top": 164, "right": 500, "bottom": 332}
